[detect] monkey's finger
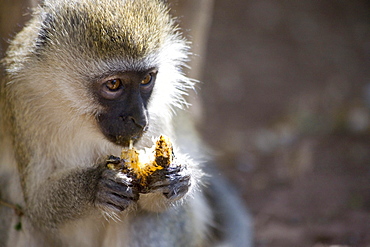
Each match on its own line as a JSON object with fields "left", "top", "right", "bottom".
{"left": 95, "top": 191, "right": 136, "bottom": 212}
{"left": 98, "top": 177, "right": 139, "bottom": 200}
{"left": 163, "top": 182, "right": 190, "bottom": 200}
{"left": 149, "top": 173, "right": 190, "bottom": 188}
{"left": 101, "top": 169, "right": 134, "bottom": 186}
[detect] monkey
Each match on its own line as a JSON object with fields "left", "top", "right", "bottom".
{"left": 0, "top": 0, "right": 252, "bottom": 246}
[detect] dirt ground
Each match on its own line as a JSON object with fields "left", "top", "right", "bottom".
{"left": 198, "top": 0, "right": 370, "bottom": 246}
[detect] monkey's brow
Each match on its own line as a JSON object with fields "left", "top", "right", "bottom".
{"left": 88, "top": 67, "right": 158, "bottom": 81}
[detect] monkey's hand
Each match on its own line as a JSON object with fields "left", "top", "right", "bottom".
{"left": 95, "top": 158, "right": 140, "bottom": 212}
{"left": 142, "top": 161, "right": 191, "bottom": 201}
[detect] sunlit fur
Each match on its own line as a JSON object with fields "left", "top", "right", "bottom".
{"left": 0, "top": 0, "right": 211, "bottom": 246}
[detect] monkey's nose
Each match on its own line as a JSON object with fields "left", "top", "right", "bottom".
{"left": 128, "top": 115, "right": 148, "bottom": 130}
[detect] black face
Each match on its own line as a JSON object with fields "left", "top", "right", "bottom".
{"left": 94, "top": 69, "right": 157, "bottom": 146}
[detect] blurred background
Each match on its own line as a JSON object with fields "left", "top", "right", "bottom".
{"left": 198, "top": 0, "right": 370, "bottom": 246}
{"left": 1, "top": 0, "right": 369, "bottom": 246}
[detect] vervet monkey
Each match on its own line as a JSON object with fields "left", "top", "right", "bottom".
{"left": 0, "top": 0, "right": 252, "bottom": 246}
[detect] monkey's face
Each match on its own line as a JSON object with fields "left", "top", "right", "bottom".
{"left": 93, "top": 69, "right": 158, "bottom": 146}
{"left": 4, "top": 0, "right": 191, "bottom": 152}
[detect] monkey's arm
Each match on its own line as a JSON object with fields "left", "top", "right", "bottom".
{"left": 25, "top": 163, "right": 139, "bottom": 230}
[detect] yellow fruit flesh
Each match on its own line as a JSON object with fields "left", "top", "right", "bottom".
{"left": 119, "top": 135, "right": 172, "bottom": 182}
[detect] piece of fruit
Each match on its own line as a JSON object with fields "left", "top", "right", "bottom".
{"left": 107, "top": 135, "right": 173, "bottom": 186}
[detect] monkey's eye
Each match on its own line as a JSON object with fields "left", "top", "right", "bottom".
{"left": 105, "top": 79, "right": 122, "bottom": 91}
{"left": 140, "top": 71, "right": 157, "bottom": 93}
{"left": 141, "top": 74, "right": 152, "bottom": 85}
{"left": 100, "top": 78, "right": 124, "bottom": 100}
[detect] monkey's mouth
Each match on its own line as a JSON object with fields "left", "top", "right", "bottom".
{"left": 97, "top": 114, "right": 148, "bottom": 147}
{"left": 112, "top": 134, "right": 143, "bottom": 147}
